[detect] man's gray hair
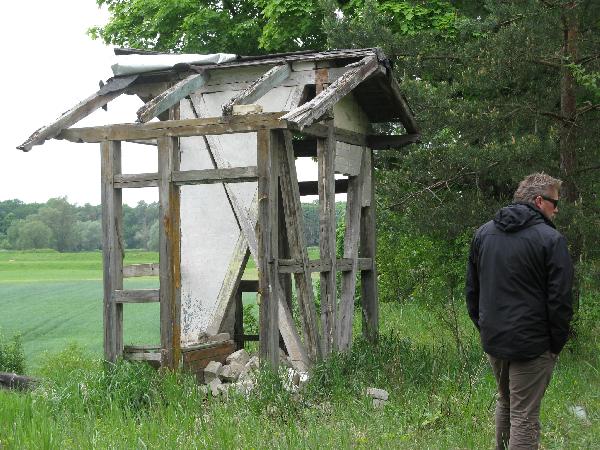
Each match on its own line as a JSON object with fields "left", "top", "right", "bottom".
{"left": 513, "top": 173, "right": 562, "bottom": 203}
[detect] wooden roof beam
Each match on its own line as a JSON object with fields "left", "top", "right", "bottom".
{"left": 222, "top": 63, "right": 291, "bottom": 115}
{"left": 17, "top": 75, "right": 138, "bottom": 152}
{"left": 136, "top": 72, "right": 210, "bottom": 123}
{"left": 282, "top": 55, "right": 381, "bottom": 130}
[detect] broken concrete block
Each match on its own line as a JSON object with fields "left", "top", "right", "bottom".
{"left": 220, "top": 362, "right": 245, "bottom": 382}
{"left": 366, "top": 387, "right": 389, "bottom": 401}
{"left": 204, "top": 360, "right": 223, "bottom": 384}
{"left": 208, "top": 378, "right": 222, "bottom": 396}
{"left": 245, "top": 355, "right": 259, "bottom": 371}
{"left": 226, "top": 349, "right": 250, "bottom": 366}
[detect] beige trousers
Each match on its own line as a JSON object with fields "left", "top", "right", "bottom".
{"left": 487, "top": 351, "right": 556, "bottom": 450}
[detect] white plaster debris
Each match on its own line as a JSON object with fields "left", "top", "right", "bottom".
{"left": 204, "top": 360, "right": 223, "bottom": 383}
{"left": 220, "top": 362, "right": 245, "bottom": 382}
{"left": 366, "top": 387, "right": 389, "bottom": 401}
{"left": 569, "top": 405, "right": 591, "bottom": 424}
{"left": 226, "top": 349, "right": 250, "bottom": 366}
{"left": 208, "top": 378, "right": 222, "bottom": 396}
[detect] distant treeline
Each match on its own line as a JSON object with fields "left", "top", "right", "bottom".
{"left": 0, "top": 198, "right": 345, "bottom": 252}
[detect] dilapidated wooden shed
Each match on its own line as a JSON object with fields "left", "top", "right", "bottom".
{"left": 18, "top": 48, "right": 419, "bottom": 374}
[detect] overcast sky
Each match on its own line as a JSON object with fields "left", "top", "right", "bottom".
{"left": 1, "top": 1, "right": 325, "bottom": 207}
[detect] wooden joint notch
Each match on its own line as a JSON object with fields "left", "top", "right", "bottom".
{"left": 278, "top": 258, "right": 372, "bottom": 274}
{"left": 113, "top": 289, "right": 160, "bottom": 303}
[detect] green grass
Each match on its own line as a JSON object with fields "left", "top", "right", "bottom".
{"left": 0, "top": 250, "right": 598, "bottom": 448}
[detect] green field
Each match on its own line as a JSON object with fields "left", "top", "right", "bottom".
{"left": 0, "top": 249, "right": 320, "bottom": 369}
{"left": 1, "top": 250, "right": 598, "bottom": 448}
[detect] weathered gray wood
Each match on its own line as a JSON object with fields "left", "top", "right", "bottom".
{"left": 123, "top": 344, "right": 160, "bottom": 352}
{"left": 100, "top": 140, "right": 124, "bottom": 363}
{"left": 114, "top": 173, "right": 159, "bottom": 189}
{"left": 222, "top": 63, "right": 291, "bottom": 115}
{"left": 278, "top": 257, "right": 372, "bottom": 273}
{"left": 278, "top": 185, "right": 292, "bottom": 312}
{"left": 279, "top": 130, "right": 322, "bottom": 361}
{"left": 317, "top": 119, "right": 337, "bottom": 355}
{"left": 257, "top": 129, "right": 280, "bottom": 367}
{"left": 234, "top": 284, "right": 244, "bottom": 349}
{"left": 278, "top": 293, "right": 310, "bottom": 372}
{"left": 123, "top": 263, "right": 160, "bottom": 277}
{"left": 206, "top": 238, "right": 250, "bottom": 335}
{"left": 367, "top": 133, "right": 421, "bottom": 150}
{"left": 158, "top": 133, "right": 181, "bottom": 369}
{"left": 113, "top": 289, "right": 160, "bottom": 303}
{"left": 359, "top": 149, "right": 378, "bottom": 343}
{"left": 0, "top": 372, "right": 37, "bottom": 390}
{"left": 387, "top": 75, "right": 420, "bottom": 134}
{"left": 282, "top": 56, "right": 379, "bottom": 129}
{"left": 172, "top": 166, "right": 258, "bottom": 185}
{"left": 57, "top": 113, "right": 287, "bottom": 143}
{"left": 288, "top": 122, "right": 366, "bottom": 147}
{"left": 123, "top": 352, "right": 162, "bottom": 362}
{"left": 137, "top": 72, "right": 210, "bottom": 123}
{"left": 337, "top": 152, "right": 366, "bottom": 352}
{"left": 18, "top": 76, "right": 136, "bottom": 151}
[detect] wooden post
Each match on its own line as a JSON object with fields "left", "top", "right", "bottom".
{"left": 257, "top": 129, "right": 280, "bottom": 367}
{"left": 100, "top": 140, "right": 124, "bottom": 363}
{"left": 337, "top": 151, "right": 365, "bottom": 351}
{"left": 158, "top": 134, "right": 181, "bottom": 369}
{"left": 234, "top": 286, "right": 244, "bottom": 350}
{"left": 318, "top": 118, "right": 337, "bottom": 355}
{"left": 360, "top": 149, "right": 378, "bottom": 343}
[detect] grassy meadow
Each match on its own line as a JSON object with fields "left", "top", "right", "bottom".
{"left": 0, "top": 250, "right": 598, "bottom": 448}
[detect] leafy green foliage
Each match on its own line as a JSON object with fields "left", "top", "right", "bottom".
{"left": 0, "top": 331, "right": 25, "bottom": 373}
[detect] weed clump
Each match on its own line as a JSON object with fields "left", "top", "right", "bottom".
{"left": 0, "top": 330, "right": 25, "bottom": 373}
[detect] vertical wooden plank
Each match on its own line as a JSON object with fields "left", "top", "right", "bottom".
{"left": 318, "top": 119, "right": 337, "bottom": 355}
{"left": 158, "top": 134, "right": 181, "bottom": 369}
{"left": 278, "top": 184, "right": 293, "bottom": 312}
{"left": 257, "top": 129, "right": 279, "bottom": 367}
{"left": 337, "top": 151, "right": 366, "bottom": 351}
{"left": 234, "top": 286, "right": 244, "bottom": 350}
{"left": 101, "top": 140, "right": 123, "bottom": 363}
{"left": 360, "top": 149, "right": 378, "bottom": 343}
{"left": 279, "top": 130, "right": 322, "bottom": 361}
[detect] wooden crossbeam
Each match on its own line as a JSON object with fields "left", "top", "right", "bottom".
{"left": 279, "top": 130, "right": 322, "bottom": 361}
{"left": 18, "top": 76, "right": 137, "bottom": 151}
{"left": 137, "top": 72, "right": 210, "bottom": 123}
{"left": 337, "top": 151, "right": 366, "bottom": 351}
{"left": 172, "top": 166, "right": 258, "bottom": 185}
{"left": 123, "top": 352, "right": 162, "bottom": 362}
{"left": 57, "top": 112, "right": 287, "bottom": 143}
{"left": 278, "top": 257, "right": 372, "bottom": 273}
{"left": 124, "top": 263, "right": 160, "bottom": 277}
{"left": 114, "top": 173, "right": 159, "bottom": 188}
{"left": 113, "top": 289, "right": 160, "bottom": 303}
{"left": 282, "top": 56, "right": 380, "bottom": 129}
{"left": 222, "top": 63, "right": 291, "bottom": 115}
{"left": 298, "top": 179, "right": 349, "bottom": 196}
{"left": 367, "top": 133, "right": 421, "bottom": 150}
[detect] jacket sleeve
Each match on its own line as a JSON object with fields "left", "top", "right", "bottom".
{"left": 465, "top": 235, "right": 480, "bottom": 330}
{"left": 546, "top": 235, "right": 574, "bottom": 354}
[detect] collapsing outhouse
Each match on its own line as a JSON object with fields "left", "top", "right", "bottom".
{"left": 19, "top": 48, "right": 419, "bottom": 374}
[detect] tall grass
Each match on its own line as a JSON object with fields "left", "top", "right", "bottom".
{"left": 1, "top": 299, "right": 598, "bottom": 449}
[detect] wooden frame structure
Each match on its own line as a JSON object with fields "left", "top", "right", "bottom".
{"left": 18, "top": 48, "right": 419, "bottom": 372}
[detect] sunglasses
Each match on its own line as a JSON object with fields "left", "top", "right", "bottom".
{"left": 540, "top": 195, "right": 559, "bottom": 208}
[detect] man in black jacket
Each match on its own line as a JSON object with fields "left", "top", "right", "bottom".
{"left": 466, "top": 173, "right": 573, "bottom": 449}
